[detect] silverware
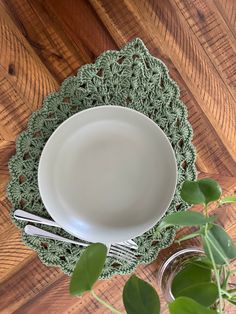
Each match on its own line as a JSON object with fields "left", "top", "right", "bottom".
{"left": 14, "top": 209, "right": 138, "bottom": 249}
{"left": 24, "top": 225, "right": 137, "bottom": 263}
{"left": 14, "top": 209, "right": 59, "bottom": 227}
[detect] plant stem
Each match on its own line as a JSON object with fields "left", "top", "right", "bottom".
{"left": 91, "top": 290, "right": 122, "bottom": 314}
{"left": 221, "top": 289, "right": 232, "bottom": 298}
{"left": 222, "top": 266, "right": 231, "bottom": 290}
{"left": 204, "top": 223, "right": 224, "bottom": 314}
{"left": 223, "top": 266, "right": 227, "bottom": 287}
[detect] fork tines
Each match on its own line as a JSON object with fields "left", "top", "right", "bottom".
{"left": 109, "top": 245, "right": 137, "bottom": 263}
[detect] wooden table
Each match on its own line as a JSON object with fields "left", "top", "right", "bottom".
{"left": 0, "top": 0, "right": 235, "bottom": 313}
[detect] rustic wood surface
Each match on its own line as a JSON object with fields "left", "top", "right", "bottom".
{"left": 0, "top": 0, "right": 235, "bottom": 313}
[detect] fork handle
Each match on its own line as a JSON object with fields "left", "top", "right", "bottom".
{"left": 14, "top": 209, "right": 59, "bottom": 227}
{"left": 16, "top": 209, "right": 138, "bottom": 249}
{"left": 24, "top": 225, "right": 89, "bottom": 247}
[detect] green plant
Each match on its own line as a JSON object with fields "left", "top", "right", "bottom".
{"left": 69, "top": 178, "right": 236, "bottom": 313}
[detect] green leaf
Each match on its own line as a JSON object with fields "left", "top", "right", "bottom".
{"left": 220, "top": 195, "right": 236, "bottom": 204}
{"left": 169, "top": 297, "right": 218, "bottom": 314}
{"left": 171, "top": 264, "right": 211, "bottom": 298}
{"left": 175, "top": 232, "right": 200, "bottom": 244}
{"left": 180, "top": 178, "right": 221, "bottom": 205}
{"left": 187, "top": 256, "right": 213, "bottom": 270}
{"left": 181, "top": 181, "right": 205, "bottom": 205}
{"left": 69, "top": 243, "right": 107, "bottom": 296}
{"left": 203, "top": 224, "right": 236, "bottom": 265}
{"left": 174, "top": 282, "right": 218, "bottom": 307}
{"left": 158, "top": 211, "right": 213, "bottom": 231}
{"left": 123, "top": 275, "right": 160, "bottom": 314}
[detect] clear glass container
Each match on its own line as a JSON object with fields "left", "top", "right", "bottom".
{"left": 157, "top": 247, "right": 204, "bottom": 302}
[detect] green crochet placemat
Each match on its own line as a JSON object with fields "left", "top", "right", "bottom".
{"left": 7, "top": 38, "right": 196, "bottom": 278}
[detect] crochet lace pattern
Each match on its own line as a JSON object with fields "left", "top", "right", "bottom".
{"left": 7, "top": 38, "right": 196, "bottom": 278}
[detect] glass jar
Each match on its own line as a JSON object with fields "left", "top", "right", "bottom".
{"left": 157, "top": 247, "right": 204, "bottom": 302}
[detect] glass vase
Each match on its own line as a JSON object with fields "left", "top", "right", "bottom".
{"left": 157, "top": 247, "right": 204, "bottom": 302}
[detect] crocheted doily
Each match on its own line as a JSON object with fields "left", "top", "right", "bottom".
{"left": 7, "top": 38, "right": 196, "bottom": 278}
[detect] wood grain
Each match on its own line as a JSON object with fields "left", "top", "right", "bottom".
{"left": 0, "top": 0, "right": 235, "bottom": 313}
{"left": 175, "top": 0, "right": 236, "bottom": 97}
{"left": 214, "top": 0, "right": 236, "bottom": 37}
{"left": 4, "top": 0, "right": 87, "bottom": 83}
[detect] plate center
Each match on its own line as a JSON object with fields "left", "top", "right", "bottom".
{"left": 54, "top": 119, "right": 161, "bottom": 227}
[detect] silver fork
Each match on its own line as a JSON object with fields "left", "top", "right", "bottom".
{"left": 24, "top": 225, "right": 137, "bottom": 263}
{"left": 14, "top": 209, "right": 138, "bottom": 250}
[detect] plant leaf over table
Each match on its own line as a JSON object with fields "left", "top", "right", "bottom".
{"left": 123, "top": 275, "right": 160, "bottom": 314}
{"left": 202, "top": 224, "right": 236, "bottom": 265}
{"left": 69, "top": 178, "right": 236, "bottom": 314}
{"left": 220, "top": 195, "right": 236, "bottom": 204}
{"left": 157, "top": 211, "right": 216, "bottom": 231}
{"left": 180, "top": 178, "right": 221, "bottom": 205}
{"left": 70, "top": 243, "right": 107, "bottom": 296}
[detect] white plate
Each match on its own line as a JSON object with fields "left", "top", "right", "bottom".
{"left": 38, "top": 106, "right": 177, "bottom": 244}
